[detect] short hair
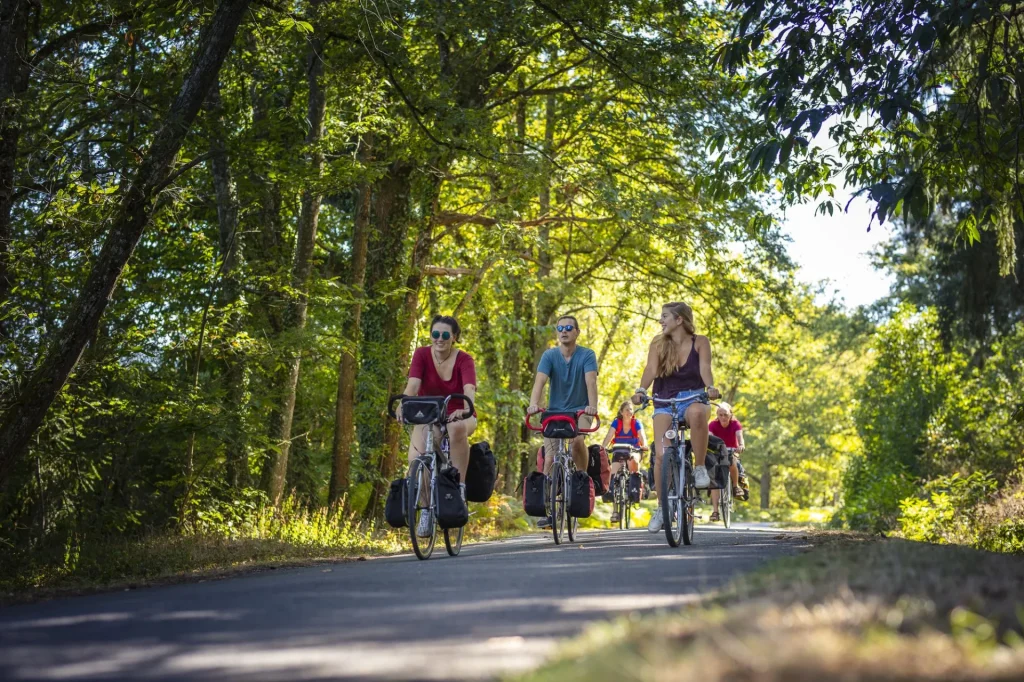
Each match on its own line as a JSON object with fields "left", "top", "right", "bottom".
{"left": 430, "top": 314, "right": 462, "bottom": 341}
{"left": 556, "top": 314, "right": 580, "bottom": 329}
{"left": 717, "top": 402, "right": 733, "bottom": 415}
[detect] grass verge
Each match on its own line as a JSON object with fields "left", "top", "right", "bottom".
{"left": 513, "top": 532, "right": 1024, "bottom": 682}
{"left": 0, "top": 494, "right": 529, "bottom": 606}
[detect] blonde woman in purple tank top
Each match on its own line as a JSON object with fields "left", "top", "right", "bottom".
{"left": 631, "top": 302, "right": 720, "bottom": 533}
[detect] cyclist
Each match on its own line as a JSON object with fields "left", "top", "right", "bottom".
{"left": 396, "top": 314, "right": 477, "bottom": 537}
{"left": 709, "top": 401, "right": 749, "bottom": 502}
{"left": 527, "top": 314, "right": 599, "bottom": 529}
{"left": 601, "top": 400, "right": 649, "bottom": 523}
{"left": 631, "top": 301, "right": 720, "bottom": 533}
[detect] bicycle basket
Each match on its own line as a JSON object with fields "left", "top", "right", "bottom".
{"left": 542, "top": 414, "right": 578, "bottom": 439}
{"left": 402, "top": 397, "right": 445, "bottom": 425}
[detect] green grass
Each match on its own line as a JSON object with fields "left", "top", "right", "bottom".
{"left": 512, "top": 532, "right": 1024, "bottom": 682}
{"left": 0, "top": 494, "right": 530, "bottom": 604}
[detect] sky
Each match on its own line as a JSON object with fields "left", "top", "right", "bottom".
{"left": 780, "top": 189, "right": 895, "bottom": 309}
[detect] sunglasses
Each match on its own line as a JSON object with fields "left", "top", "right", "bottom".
{"left": 556, "top": 324, "right": 575, "bottom": 332}
{"left": 431, "top": 330, "right": 452, "bottom": 340}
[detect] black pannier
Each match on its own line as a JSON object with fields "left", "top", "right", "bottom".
{"left": 704, "top": 447, "right": 732, "bottom": 490}
{"left": 542, "top": 413, "right": 578, "bottom": 439}
{"left": 628, "top": 472, "right": 644, "bottom": 503}
{"left": 402, "top": 397, "right": 445, "bottom": 425}
{"left": 384, "top": 478, "right": 407, "bottom": 528}
{"left": 436, "top": 468, "right": 469, "bottom": 529}
{"left": 465, "top": 441, "right": 497, "bottom": 502}
{"left": 522, "top": 471, "right": 547, "bottom": 517}
{"left": 567, "top": 470, "right": 595, "bottom": 518}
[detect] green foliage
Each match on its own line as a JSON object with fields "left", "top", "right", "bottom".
{"left": 898, "top": 472, "right": 997, "bottom": 544}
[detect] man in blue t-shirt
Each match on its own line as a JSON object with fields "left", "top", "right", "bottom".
{"left": 528, "top": 315, "right": 599, "bottom": 527}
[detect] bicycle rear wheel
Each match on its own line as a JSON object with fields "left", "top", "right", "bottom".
{"left": 551, "top": 461, "right": 566, "bottom": 545}
{"left": 661, "top": 447, "right": 684, "bottom": 547}
{"left": 406, "top": 458, "right": 436, "bottom": 560}
{"left": 444, "top": 526, "right": 464, "bottom": 555}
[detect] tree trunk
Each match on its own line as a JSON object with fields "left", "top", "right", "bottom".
{"left": 208, "top": 80, "right": 248, "bottom": 489}
{"left": 532, "top": 93, "right": 558, "bottom": 367}
{"left": 0, "top": 0, "right": 251, "bottom": 487}
{"left": 0, "top": 0, "right": 32, "bottom": 327}
{"left": 328, "top": 157, "right": 373, "bottom": 506}
{"left": 499, "top": 284, "right": 526, "bottom": 494}
{"left": 760, "top": 459, "right": 771, "bottom": 510}
{"left": 261, "top": 20, "right": 326, "bottom": 505}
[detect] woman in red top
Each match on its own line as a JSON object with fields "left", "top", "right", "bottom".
{"left": 396, "top": 315, "right": 478, "bottom": 489}
{"left": 708, "top": 402, "right": 747, "bottom": 502}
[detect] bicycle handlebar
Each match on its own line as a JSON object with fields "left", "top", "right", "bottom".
{"left": 524, "top": 409, "right": 601, "bottom": 433}
{"left": 387, "top": 393, "right": 476, "bottom": 422}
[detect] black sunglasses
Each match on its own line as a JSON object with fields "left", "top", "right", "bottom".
{"left": 431, "top": 330, "right": 452, "bottom": 340}
{"left": 556, "top": 324, "right": 575, "bottom": 332}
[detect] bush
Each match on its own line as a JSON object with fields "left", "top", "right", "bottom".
{"left": 898, "top": 472, "right": 996, "bottom": 544}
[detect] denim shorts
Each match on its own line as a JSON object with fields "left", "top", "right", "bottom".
{"left": 652, "top": 389, "right": 709, "bottom": 421}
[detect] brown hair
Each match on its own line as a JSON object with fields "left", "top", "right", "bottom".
{"left": 617, "top": 401, "right": 634, "bottom": 421}
{"left": 653, "top": 302, "right": 696, "bottom": 378}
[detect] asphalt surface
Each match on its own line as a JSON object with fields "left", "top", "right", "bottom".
{"left": 0, "top": 523, "right": 797, "bottom": 682}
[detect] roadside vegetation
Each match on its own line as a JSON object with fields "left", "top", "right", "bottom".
{"left": 515, "top": 533, "right": 1024, "bottom": 682}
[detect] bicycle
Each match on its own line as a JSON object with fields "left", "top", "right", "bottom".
{"left": 608, "top": 445, "right": 645, "bottom": 529}
{"left": 388, "top": 393, "right": 475, "bottom": 560}
{"left": 525, "top": 409, "right": 601, "bottom": 545}
{"left": 635, "top": 392, "right": 708, "bottom": 547}
{"left": 710, "top": 446, "right": 735, "bottom": 528}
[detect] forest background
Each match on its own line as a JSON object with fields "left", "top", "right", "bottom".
{"left": 1, "top": 0, "right": 1021, "bottom": 585}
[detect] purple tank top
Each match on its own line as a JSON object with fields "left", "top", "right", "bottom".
{"left": 653, "top": 337, "right": 703, "bottom": 397}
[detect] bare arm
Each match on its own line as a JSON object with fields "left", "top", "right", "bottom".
{"left": 632, "top": 341, "right": 659, "bottom": 403}
{"left": 602, "top": 427, "right": 615, "bottom": 449}
{"left": 736, "top": 428, "right": 745, "bottom": 452}
{"left": 395, "top": 377, "right": 422, "bottom": 422}
{"left": 697, "top": 336, "right": 718, "bottom": 398}
{"left": 452, "top": 383, "right": 477, "bottom": 420}
{"left": 528, "top": 372, "right": 549, "bottom": 414}
{"left": 584, "top": 370, "right": 598, "bottom": 416}
{"left": 638, "top": 425, "right": 649, "bottom": 449}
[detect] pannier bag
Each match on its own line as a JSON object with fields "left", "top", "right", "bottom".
{"left": 542, "top": 414, "right": 578, "bottom": 439}
{"left": 465, "top": 441, "right": 497, "bottom": 502}
{"left": 401, "top": 397, "right": 445, "bottom": 425}
{"left": 522, "top": 471, "right": 548, "bottom": 517}
{"left": 384, "top": 478, "right": 408, "bottom": 528}
{"left": 703, "top": 449, "right": 731, "bottom": 490}
{"left": 436, "top": 468, "right": 469, "bottom": 529}
{"left": 587, "top": 444, "right": 611, "bottom": 494}
{"left": 567, "top": 470, "right": 595, "bottom": 518}
{"left": 628, "top": 472, "right": 644, "bottom": 503}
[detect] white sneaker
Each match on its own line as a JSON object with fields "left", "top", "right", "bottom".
{"left": 648, "top": 507, "right": 664, "bottom": 533}
{"left": 694, "top": 466, "right": 711, "bottom": 489}
{"left": 416, "top": 509, "right": 433, "bottom": 537}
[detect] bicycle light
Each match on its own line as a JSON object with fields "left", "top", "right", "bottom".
{"left": 665, "top": 429, "right": 678, "bottom": 440}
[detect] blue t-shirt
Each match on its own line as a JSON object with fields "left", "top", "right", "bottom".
{"left": 537, "top": 346, "right": 598, "bottom": 412}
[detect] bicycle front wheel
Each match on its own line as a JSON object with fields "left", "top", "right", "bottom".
{"left": 721, "top": 483, "right": 732, "bottom": 529}
{"left": 444, "top": 526, "right": 464, "bottom": 555}
{"left": 551, "top": 462, "right": 566, "bottom": 545}
{"left": 682, "top": 461, "right": 695, "bottom": 545}
{"left": 661, "top": 447, "right": 684, "bottom": 547}
{"left": 406, "top": 458, "right": 436, "bottom": 560}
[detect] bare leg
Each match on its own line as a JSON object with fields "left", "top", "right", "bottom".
{"left": 447, "top": 416, "right": 477, "bottom": 482}
{"left": 730, "top": 462, "right": 739, "bottom": 489}
{"left": 609, "top": 461, "right": 623, "bottom": 478}
{"left": 652, "top": 412, "right": 672, "bottom": 501}
{"left": 571, "top": 435, "right": 589, "bottom": 472}
{"left": 686, "top": 402, "right": 711, "bottom": 466}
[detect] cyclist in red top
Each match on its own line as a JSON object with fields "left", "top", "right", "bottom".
{"left": 708, "top": 401, "right": 748, "bottom": 501}
{"left": 396, "top": 315, "right": 477, "bottom": 536}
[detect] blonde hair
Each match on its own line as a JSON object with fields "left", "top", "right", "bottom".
{"left": 653, "top": 302, "right": 696, "bottom": 378}
{"left": 717, "top": 402, "right": 733, "bottom": 416}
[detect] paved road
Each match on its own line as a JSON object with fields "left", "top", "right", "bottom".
{"left": 0, "top": 524, "right": 796, "bottom": 682}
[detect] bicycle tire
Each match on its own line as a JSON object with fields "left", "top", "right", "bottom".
{"left": 551, "top": 461, "right": 566, "bottom": 545}
{"left": 567, "top": 465, "right": 579, "bottom": 543}
{"left": 682, "top": 461, "right": 695, "bottom": 545}
{"left": 721, "top": 482, "right": 732, "bottom": 529}
{"left": 661, "top": 446, "right": 684, "bottom": 547}
{"left": 407, "top": 458, "right": 436, "bottom": 560}
{"left": 444, "top": 526, "right": 464, "bottom": 555}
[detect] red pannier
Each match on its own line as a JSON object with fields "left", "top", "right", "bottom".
{"left": 587, "top": 444, "right": 611, "bottom": 494}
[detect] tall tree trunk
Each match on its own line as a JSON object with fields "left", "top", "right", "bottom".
{"left": 357, "top": 160, "right": 413, "bottom": 519}
{"left": 499, "top": 284, "right": 526, "bottom": 494}
{"left": 0, "top": 0, "right": 32, "bottom": 327}
{"left": 208, "top": 80, "right": 248, "bottom": 489}
{"left": 328, "top": 148, "right": 373, "bottom": 505}
{"left": 760, "top": 459, "right": 771, "bottom": 510}
{"left": 0, "top": 0, "right": 251, "bottom": 486}
{"left": 261, "top": 21, "right": 326, "bottom": 505}
{"left": 531, "top": 93, "right": 558, "bottom": 368}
